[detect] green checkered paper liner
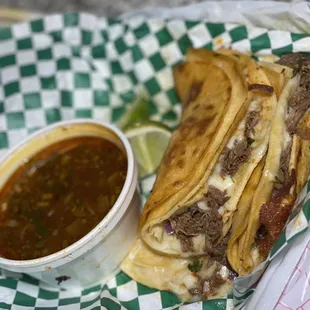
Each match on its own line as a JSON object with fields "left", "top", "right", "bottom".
{"left": 0, "top": 12, "right": 310, "bottom": 310}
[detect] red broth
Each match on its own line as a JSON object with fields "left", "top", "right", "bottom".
{"left": 0, "top": 136, "right": 127, "bottom": 260}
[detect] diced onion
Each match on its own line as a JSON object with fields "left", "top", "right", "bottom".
{"left": 203, "top": 280, "right": 211, "bottom": 294}
{"left": 219, "top": 266, "right": 229, "bottom": 279}
{"left": 183, "top": 274, "right": 197, "bottom": 289}
{"left": 197, "top": 200, "right": 209, "bottom": 210}
{"left": 164, "top": 222, "right": 174, "bottom": 235}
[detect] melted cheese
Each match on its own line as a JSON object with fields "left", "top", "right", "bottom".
{"left": 197, "top": 200, "right": 209, "bottom": 210}
{"left": 149, "top": 225, "right": 206, "bottom": 255}
{"left": 281, "top": 77, "right": 296, "bottom": 151}
{"left": 264, "top": 76, "right": 297, "bottom": 182}
{"left": 219, "top": 266, "right": 230, "bottom": 279}
{"left": 207, "top": 95, "right": 262, "bottom": 200}
{"left": 121, "top": 239, "right": 233, "bottom": 302}
{"left": 208, "top": 162, "right": 234, "bottom": 194}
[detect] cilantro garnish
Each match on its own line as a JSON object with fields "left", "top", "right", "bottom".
{"left": 188, "top": 259, "right": 203, "bottom": 273}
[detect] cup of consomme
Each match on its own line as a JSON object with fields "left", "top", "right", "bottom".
{"left": 0, "top": 119, "right": 140, "bottom": 289}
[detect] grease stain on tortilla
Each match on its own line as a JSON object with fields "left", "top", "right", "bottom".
{"left": 185, "top": 81, "right": 203, "bottom": 107}
{"left": 177, "top": 159, "right": 185, "bottom": 169}
{"left": 193, "top": 147, "right": 199, "bottom": 156}
{"left": 173, "top": 181, "right": 184, "bottom": 189}
{"left": 204, "top": 105, "right": 215, "bottom": 111}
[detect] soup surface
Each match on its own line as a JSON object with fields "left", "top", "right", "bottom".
{"left": 0, "top": 136, "right": 127, "bottom": 260}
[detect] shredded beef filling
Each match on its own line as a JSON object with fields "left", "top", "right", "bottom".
{"left": 189, "top": 265, "right": 232, "bottom": 298}
{"left": 276, "top": 53, "right": 305, "bottom": 76}
{"left": 245, "top": 111, "right": 260, "bottom": 138}
{"left": 273, "top": 141, "right": 292, "bottom": 195}
{"left": 205, "top": 231, "right": 229, "bottom": 265}
{"left": 169, "top": 205, "right": 225, "bottom": 258}
{"left": 189, "top": 287, "right": 201, "bottom": 296}
{"left": 277, "top": 53, "right": 310, "bottom": 136}
{"left": 221, "top": 140, "right": 251, "bottom": 176}
{"left": 170, "top": 206, "right": 209, "bottom": 237}
{"left": 204, "top": 271, "right": 226, "bottom": 292}
{"left": 221, "top": 108, "right": 259, "bottom": 176}
{"left": 285, "top": 63, "right": 310, "bottom": 134}
{"left": 205, "top": 186, "right": 230, "bottom": 209}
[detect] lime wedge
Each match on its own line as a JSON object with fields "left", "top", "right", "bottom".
{"left": 124, "top": 121, "right": 172, "bottom": 179}
{"left": 117, "top": 97, "right": 152, "bottom": 130}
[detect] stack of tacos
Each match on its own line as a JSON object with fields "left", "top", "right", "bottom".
{"left": 121, "top": 49, "right": 310, "bottom": 301}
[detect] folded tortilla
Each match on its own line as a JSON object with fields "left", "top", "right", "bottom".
{"left": 138, "top": 53, "right": 247, "bottom": 251}
{"left": 140, "top": 49, "right": 278, "bottom": 259}
{"left": 296, "top": 112, "right": 310, "bottom": 193}
{"left": 226, "top": 156, "right": 266, "bottom": 275}
{"left": 121, "top": 238, "right": 233, "bottom": 302}
{"left": 230, "top": 54, "right": 310, "bottom": 275}
{"left": 121, "top": 51, "right": 310, "bottom": 302}
{"left": 121, "top": 52, "right": 248, "bottom": 301}
{"left": 226, "top": 56, "right": 294, "bottom": 274}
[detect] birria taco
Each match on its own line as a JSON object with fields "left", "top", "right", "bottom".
{"left": 228, "top": 53, "right": 310, "bottom": 275}
{"left": 140, "top": 49, "right": 278, "bottom": 258}
{"left": 121, "top": 51, "right": 310, "bottom": 301}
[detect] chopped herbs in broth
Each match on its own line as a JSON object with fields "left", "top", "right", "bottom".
{"left": 0, "top": 136, "right": 127, "bottom": 260}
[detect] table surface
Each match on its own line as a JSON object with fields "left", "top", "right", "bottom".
{"left": 0, "top": 0, "right": 289, "bottom": 18}
{"left": 1, "top": 0, "right": 206, "bottom": 17}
